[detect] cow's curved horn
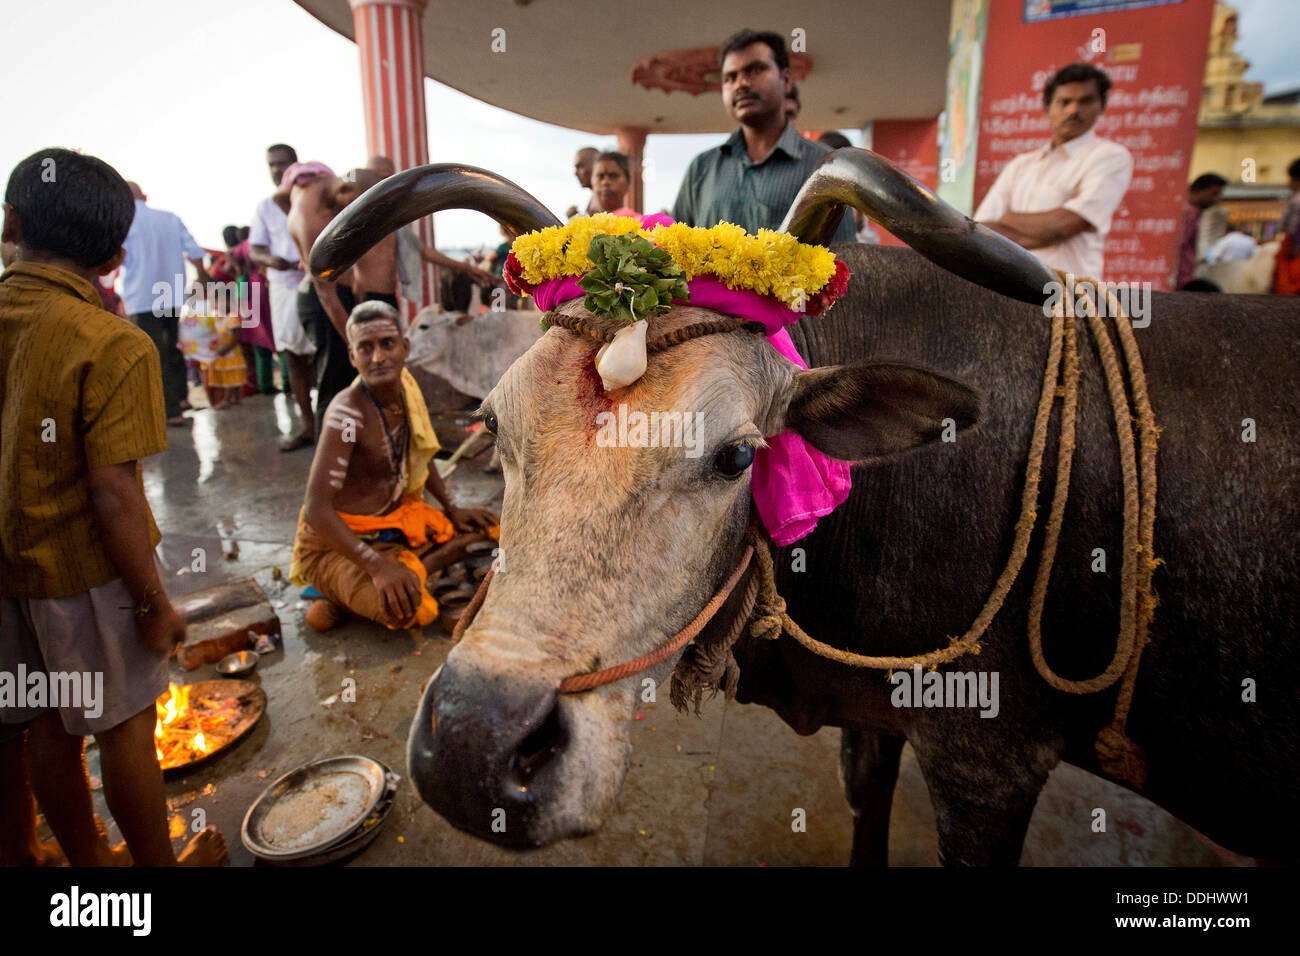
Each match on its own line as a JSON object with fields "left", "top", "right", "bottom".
{"left": 310, "top": 163, "right": 562, "bottom": 280}
{"left": 779, "top": 148, "right": 1056, "bottom": 306}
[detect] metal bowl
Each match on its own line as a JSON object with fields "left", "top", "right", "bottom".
{"left": 216, "top": 650, "right": 259, "bottom": 677}
{"left": 241, "top": 755, "right": 389, "bottom": 861}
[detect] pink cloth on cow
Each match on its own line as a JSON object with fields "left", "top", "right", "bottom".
{"left": 531, "top": 213, "right": 852, "bottom": 546}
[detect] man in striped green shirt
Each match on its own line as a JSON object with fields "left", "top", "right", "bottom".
{"left": 672, "top": 29, "right": 856, "bottom": 243}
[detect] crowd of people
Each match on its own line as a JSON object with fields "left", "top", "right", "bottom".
{"left": 2, "top": 24, "right": 1299, "bottom": 871}
{"left": 1170, "top": 161, "right": 1300, "bottom": 293}
{"left": 100, "top": 148, "right": 506, "bottom": 452}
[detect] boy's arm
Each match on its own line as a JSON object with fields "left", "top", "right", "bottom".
{"left": 82, "top": 344, "right": 178, "bottom": 654}
{"left": 87, "top": 462, "right": 185, "bottom": 655}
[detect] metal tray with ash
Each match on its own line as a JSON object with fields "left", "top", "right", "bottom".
{"left": 241, "top": 756, "right": 398, "bottom": 865}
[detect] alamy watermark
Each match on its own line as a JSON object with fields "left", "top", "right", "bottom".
{"left": 1043, "top": 276, "right": 1152, "bottom": 329}
{"left": 153, "top": 276, "right": 263, "bottom": 328}
{"left": 890, "top": 664, "right": 999, "bottom": 718}
{"left": 49, "top": 886, "right": 150, "bottom": 935}
{"left": 0, "top": 666, "right": 103, "bottom": 719}
{"left": 595, "top": 404, "right": 704, "bottom": 458}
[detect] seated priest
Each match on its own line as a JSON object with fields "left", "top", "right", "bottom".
{"left": 291, "top": 300, "right": 497, "bottom": 631}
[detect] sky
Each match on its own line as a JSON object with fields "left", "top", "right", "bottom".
{"left": 0, "top": 0, "right": 1292, "bottom": 252}
{"left": 1229, "top": 0, "right": 1300, "bottom": 95}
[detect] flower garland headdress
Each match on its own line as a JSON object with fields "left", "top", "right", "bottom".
{"left": 503, "top": 212, "right": 850, "bottom": 390}
{"left": 502, "top": 211, "right": 854, "bottom": 547}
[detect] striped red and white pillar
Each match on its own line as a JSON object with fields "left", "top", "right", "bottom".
{"left": 351, "top": 0, "right": 437, "bottom": 316}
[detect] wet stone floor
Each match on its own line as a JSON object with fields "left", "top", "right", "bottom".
{"left": 70, "top": 391, "right": 1249, "bottom": 866}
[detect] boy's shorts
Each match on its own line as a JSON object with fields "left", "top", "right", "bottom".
{"left": 0, "top": 577, "right": 170, "bottom": 737}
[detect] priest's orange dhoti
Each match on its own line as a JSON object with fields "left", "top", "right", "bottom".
{"left": 290, "top": 368, "right": 459, "bottom": 630}
{"left": 293, "top": 496, "right": 455, "bottom": 629}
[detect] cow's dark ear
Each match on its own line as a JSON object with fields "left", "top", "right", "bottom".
{"left": 783, "top": 362, "right": 981, "bottom": 461}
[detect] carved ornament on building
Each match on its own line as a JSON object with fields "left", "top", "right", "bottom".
{"left": 630, "top": 47, "right": 812, "bottom": 96}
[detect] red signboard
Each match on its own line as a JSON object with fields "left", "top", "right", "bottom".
{"left": 873, "top": 118, "right": 941, "bottom": 247}
{"left": 974, "top": 0, "right": 1216, "bottom": 289}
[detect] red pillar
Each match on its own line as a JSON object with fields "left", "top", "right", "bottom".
{"left": 616, "top": 126, "right": 648, "bottom": 214}
{"left": 351, "top": 0, "right": 437, "bottom": 315}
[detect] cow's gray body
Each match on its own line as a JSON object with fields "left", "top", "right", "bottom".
{"left": 732, "top": 243, "right": 1299, "bottom": 863}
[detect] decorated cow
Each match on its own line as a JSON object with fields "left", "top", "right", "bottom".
{"left": 310, "top": 152, "right": 1298, "bottom": 865}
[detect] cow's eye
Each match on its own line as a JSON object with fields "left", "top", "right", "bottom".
{"left": 483, "top": 413, "right": 498, "bottom": 435}
{"left": 713, "top": 443, "right": 756, "bottom": 479}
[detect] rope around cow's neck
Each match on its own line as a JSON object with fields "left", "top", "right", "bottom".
{"left": 449, "top": 545, "right": 757, "bottom": 694}
{"left": 737, "top": 271, "right": 1159, "bottom": 788}
{"left": 449, "top": 275, "right": 1159, "bottom": 787}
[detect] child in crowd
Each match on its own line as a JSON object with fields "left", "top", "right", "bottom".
{"left": 203, "top": 279, "right": 245, "bottom": 409}
{"left": 0, "top": 147, "right": 227, "bottom": 866}
{"left": 181, "top": 279, "right": 244, "bottom": 410}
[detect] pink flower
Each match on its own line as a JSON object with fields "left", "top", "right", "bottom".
{"left": 637, "top": 212, "right": 676, "bottom": 230}
{"left": 503, "top": 251, "right": 533, "bottom": 296}
{"left": 805, "top": 258, "right": 850, "bottom": 316}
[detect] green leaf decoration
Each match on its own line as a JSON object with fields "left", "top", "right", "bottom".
{"left": 578, "top": 234, "right": 689, "bottom": 323}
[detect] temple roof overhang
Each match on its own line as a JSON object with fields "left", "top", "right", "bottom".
{"left": 293, "top": 0, "right": 951, "bottom": 134}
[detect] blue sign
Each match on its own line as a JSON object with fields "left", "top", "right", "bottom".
{"left": 1025, "top": 0, "right": 1183, "bottom": 22}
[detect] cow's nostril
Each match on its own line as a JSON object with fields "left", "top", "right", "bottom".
{"left": 509, "top": 698, "right": 568, "bottom": 786}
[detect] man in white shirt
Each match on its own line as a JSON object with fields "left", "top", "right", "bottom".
{"left": 248, "top": 144, "right": 317, "bottom": 451}
{"left": 119, "top": 182, "right": 210, "bottom": 426}
{"left": 975, "top": 63, "right": 1132, "bottom": 280}
{"left": 1206, "top": 226, "right": 1258, "bottom": 265}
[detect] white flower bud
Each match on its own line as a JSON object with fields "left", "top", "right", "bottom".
{"left": 595, "top": 319, "right": 648, "bottom": 391}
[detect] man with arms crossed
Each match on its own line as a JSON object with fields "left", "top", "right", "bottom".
{"left": 975, "top": 62, "right": 1133, "bottom": 280}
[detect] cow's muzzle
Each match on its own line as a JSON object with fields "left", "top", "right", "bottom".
{"left": 407, "top": 658, "right": 571, "bottom": 848}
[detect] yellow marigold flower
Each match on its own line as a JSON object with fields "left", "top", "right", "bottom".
{"left": 512, "top": 225, "right": 567, "bottom": 284}
{"left": 509, "top": 215, "right": 842, "bottom": 308}
{"left": 650, "top": 224, "right": 712, "bottom": 279}
{"left": 556, "top": 214, "right": 640, "bottom": 274}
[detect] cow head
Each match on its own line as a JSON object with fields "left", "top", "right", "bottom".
{"left": 310, "top": 156, "right": 1052, "bottom": 848}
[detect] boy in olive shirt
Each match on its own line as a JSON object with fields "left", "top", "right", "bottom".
{"left": 0, "top": 148, "right": 226, "bottom": 866}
